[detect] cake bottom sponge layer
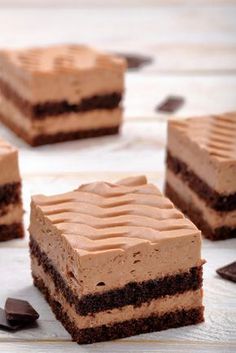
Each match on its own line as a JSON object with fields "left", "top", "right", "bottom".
{"left": 26, "top": 126, "right": 119, "bottom": 147}
{"left": 32, "top": 257, "right": 204, "bottom": 344}
{"left": 0, "top": 223, "right": 24, "bottom": 241}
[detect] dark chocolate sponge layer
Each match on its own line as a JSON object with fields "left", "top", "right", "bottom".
{"left": 0, "top": 223, "right": 24, "bottom": 242}
{"left": 167, "top": 151, "right": 236, "bottom": 212}
{"left": 0, "top": 182, "right": 21, "bottom": 209}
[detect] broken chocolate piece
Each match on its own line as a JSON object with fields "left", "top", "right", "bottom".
{"left": 216, "top": 262, "right": 236, "bottom": 283}
{"left": 114, "top": 52, "right": 152, "bottom": 70}
{"left": 156, "top": 96, "right": 185, "bottom": 113}
{"left": 5, "top": 298, "right": 39, "bottom": 322}
{"left": 0, "top": 308, "right": 22, "bottom": 330}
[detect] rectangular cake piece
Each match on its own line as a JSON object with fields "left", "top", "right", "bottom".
{"left": 29, "top": 176, "right": 204, "bottom": 344}
{"left": 0, "top": 137, "right": 23, "bottom": 241}
{"left": 165, "top": 112, "right": 236, "bottom": 241}
{"left": 0, "top": 45, "right": 126, "bottom": 146}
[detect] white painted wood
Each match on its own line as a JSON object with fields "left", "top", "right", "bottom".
{"left": 0, "top": 3, "right": 236, "bottom": 352}
{"left": 125, "top": 74, "right": 236, "bottom": 119}
{"left": 1, "top": 342, "right": 236, "bottom": 353}
{"left": 0, "top": 6, "right": 235, "bottom": 72}
{"left": 1, "top": 0, "right": 236, "bottom": 7}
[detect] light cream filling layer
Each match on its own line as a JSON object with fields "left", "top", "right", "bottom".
{"left": 0, "top": 203, "right": 23, "bottom": 225}
{"left": 0, "top": 151, "right": 21, "bottom": 185}
{"left": 0, "top": 94, "right": 122, "bottom": 137}
{"left": 31, "top": 257, "right": 202, "bottom": 330}
{"left": 167, "top": 169, "right": 236, "bottom": 229}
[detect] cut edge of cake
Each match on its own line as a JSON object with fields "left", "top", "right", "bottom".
{"left": 165, "top": 113, "right": 236, "bottom": 241}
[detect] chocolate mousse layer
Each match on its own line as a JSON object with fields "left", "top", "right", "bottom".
{"left": 30, "top": 236, "right": 203, "bottom": 316}
{"left": 167, "top": 151, "right": 236, "bottom": 212}
{"left": 0, "top": 79, "right": 122, "bottom": 119}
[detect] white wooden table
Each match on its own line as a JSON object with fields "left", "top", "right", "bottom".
{"left": 0, "top": 2, "right": 236, "bottom": 352}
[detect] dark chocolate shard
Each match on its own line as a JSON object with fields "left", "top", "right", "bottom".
{"left": 156, "top": 96, "right": 185, "bottom": 113}
{"left": 0, "top": 308, "right": 22, "bottom": 330}
{"left": 216, "top": 262, "right": 236, "bottom": 283}
{"left": 114, "top": 52, "right": 153, "bottom": 70}
{"left": 5, "top": 298, "right": 39, "bottom": 322}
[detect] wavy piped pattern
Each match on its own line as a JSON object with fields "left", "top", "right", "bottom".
{"left": 1, "top": 45, "right": 125, "bottom": 73}
{"left": 32, "top": 176, "right": 199, "bottom": 253}
{"left": 170, "top": 113, "right": 236, "bottom": 161}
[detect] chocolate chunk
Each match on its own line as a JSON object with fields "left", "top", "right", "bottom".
{"left": 0, "top": 308, "right": 22, "bottom": 330}
{"left": 114, "top": 52, "right": 153, "bottom": 70}
{"left": 5, "top": 298, "right": 39, "bottom": 322}
{"left": 156, "top": 96, "right": 185, "bottom": 113}
{"left": 216, "top": 262, "right": 236, "bottom": 283}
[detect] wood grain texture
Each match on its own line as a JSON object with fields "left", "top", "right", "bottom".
{"left": 0, "top": 3, "right": 236, "bottom": 352}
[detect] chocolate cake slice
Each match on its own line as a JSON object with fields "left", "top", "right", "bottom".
{"left": 29, "top": 176, "right": 204, "bottom": 344}
{"left": 0, "top": 45, "right": 126, "bottom": 146}
{"left": 0, "top": 137, "right": 23, "bottom": 241}
{"left": 165, "top": 112, "right": 236, "bottom": 240}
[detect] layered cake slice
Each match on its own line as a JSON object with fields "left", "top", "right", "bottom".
{"left": 0, "top": 137, "right": 23, "bottom": 241}
{"left": 0, "top": 45, "right": 126, "bottom": 146}
{"left": 29, "top": 176, "right": 204, "bottom": 344}
{"left": 165, "top": 112, "right": 236, "bottom": 241}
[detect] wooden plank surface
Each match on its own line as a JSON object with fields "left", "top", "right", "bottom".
{"left": 0, "top": 2, "right": 236, "bottom": 352}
